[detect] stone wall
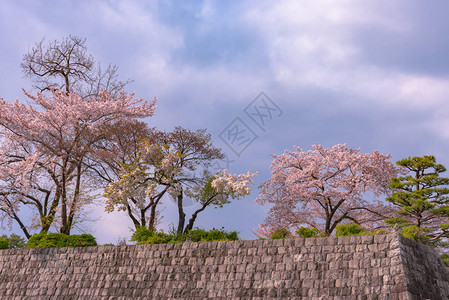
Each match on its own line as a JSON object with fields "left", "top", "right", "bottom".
{"left": 397, "top": 234, "right": 449, "bottom": 299}
{"left": 0, "top": 233, "right": 448, "bottom": 299}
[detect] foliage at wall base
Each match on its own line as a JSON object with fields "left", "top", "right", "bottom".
{"left": 0, "top": 237, "right": 8, "bottom": 249}
{"left": 131, "top": 227, "right": 239, "bottom": 244}
{"left": 26, "top": 233, "right": 97, "bottom": 248}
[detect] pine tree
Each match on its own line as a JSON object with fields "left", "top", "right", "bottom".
{"left": 386, "top": 155, "right": 449, "bottom": 246}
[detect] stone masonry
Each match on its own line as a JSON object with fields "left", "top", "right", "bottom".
{"left": 0, "top": 233, "right": 449, "bottom": 299}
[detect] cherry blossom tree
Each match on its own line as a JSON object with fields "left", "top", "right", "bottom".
{"left": 87, "top": 120, "right": 151, "bottom": 184}
{"left": 183, "top": 169, "right": 257, "bottom": 234}
{"left": 256, "top": 143, "right": 399, "bottom": 237}
{"left": 103, "top": 126, "right": 258, "bottom": 235}
{"left": 0, "top": 137, "right": 58, "bottom": 238}
{"left": 0, "top": 89, "right": 156, "bottom": 236}
{"left": 102, "top": 140, "right": 174, "bottom": 231}
{"left": 148, "top": 127, "right": 225, "bottom": 235}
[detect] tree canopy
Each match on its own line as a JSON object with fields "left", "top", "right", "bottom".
{"left": 386, "top": 155, "right": 449, "bottom": 246}
{"left": 103, "top": 126, "right": 257, "bottom": 235}
{"left": 0, "top": 35, "right": 156, "bottom": 238}
{"left": 0, "top": 89, "right": 156, "bottom": 236}
{"left": 256, "top": 143, "right": 399, "bottom": 237}
{"left": 21, "top": 35, "right": 130, "bottom": 97}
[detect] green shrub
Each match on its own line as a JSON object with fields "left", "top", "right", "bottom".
{"left": 1, "top": 234, "right": 26, "bottom": 249}
{"left": 33, "top": 233, "right": 68, "bottom": 248}
{"left": 131, "top": 227, "right": 239, "bottom": 244}
{"left": 270, "top": 228, "right": 291, "bottom": 239}
{"left": 26, "top": 233, "right": 47, "bottom": 248}
{"left": 185, "top": 228, "right": 239, "bottom": 242}
{"left": 296, "top": 227, "right": 319, "bottom": 238}
{"left": 0, "top": 237, "right": 9, "bottom": 249}
{"left": 67, "top": 234, "right": 97, "bottom": 247}
{"left": 182, "top": 229, "right": 204, "bottom": 242}
{"left": 146, "top": 232, "right": 174, "bottom": 244}
{"left": 335, "top": 223, "right": 365, "bottom": 237}
{"left": 131, "top": 227, "right": 155, "bottom": 244}
{"left": 441, "top": 253, "right": 449, "bottom": 266}
{"left": 385, "top": 219, "right": 435, "bottom": 244}
{"left": 400, "top": 225, "right": 430, "bottom": 244}
{"left": 168, "top": 240, "right": 184, "bottom": 244}
{"left": 26, "top": 233, "right": 97, "bottom": 248}
{"left": 130, "top": 227, "right": 175, "bottom": 244}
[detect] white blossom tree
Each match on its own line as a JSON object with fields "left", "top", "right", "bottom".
{"left": 104, "top": 127, "right": 258, "bottom": 235}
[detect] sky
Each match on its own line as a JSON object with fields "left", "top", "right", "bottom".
{"left": 1, "top": 0, "right": 449, "bottom": 244}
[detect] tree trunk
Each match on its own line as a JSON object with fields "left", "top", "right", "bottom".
{"left": 41, "top": 189, "right": 61, "bottom": 233}
{"left": 148, "top": 204, "right": 156, "bottom": 231}
{"left": 140, "top": 209, "right": 146, "bottom": 229}
{"left": 324, "top": 210, "right": 331, "bottom": 236}
{"left": 144, "top": 188, "right": 168, "bottom": 232}
{"left": 184, "top": 202, "right": 209, "bottom": 234}
{"left": 12, "top": 212, "right": 31, "bottom": 239}
{"left": 64, "top": 73, "right": 70, "bottom": 94}
{"left": 67, "top": 163, "right": 82, "bottom": 235}
{"left": 176, "top": 192, "right": 185, "bottom": 236}
{"left": 60, "top": 160, "right": 69, "bottom": 234}
{"left": 125, "top": 203, "right": 141, "bottom": 230}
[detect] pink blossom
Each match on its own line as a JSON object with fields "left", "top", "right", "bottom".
{"left": 256, "top": 143, "right": 400, "bottom": 236}
{"left": 0, "top": 88, "right": 157, "bottom": 235}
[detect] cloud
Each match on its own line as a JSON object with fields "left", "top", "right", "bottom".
{"left": 240, "top": 0, "right": 447, "bottom": 106}
{"left": 93, "top": 0, "right": 182, "bottom": 45}
{"left": 236, "top": 0, "right": 449, "bottom": 146}
{"left": 0, "top": 2, "right": 62, "bottom": 100}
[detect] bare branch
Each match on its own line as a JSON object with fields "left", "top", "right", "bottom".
{"left": 21, "top": 35, "right": 130, "bottom": 97}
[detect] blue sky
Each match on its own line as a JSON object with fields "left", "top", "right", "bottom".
{"left": 1, "top": 0, "right": 449, "bottom": 244}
